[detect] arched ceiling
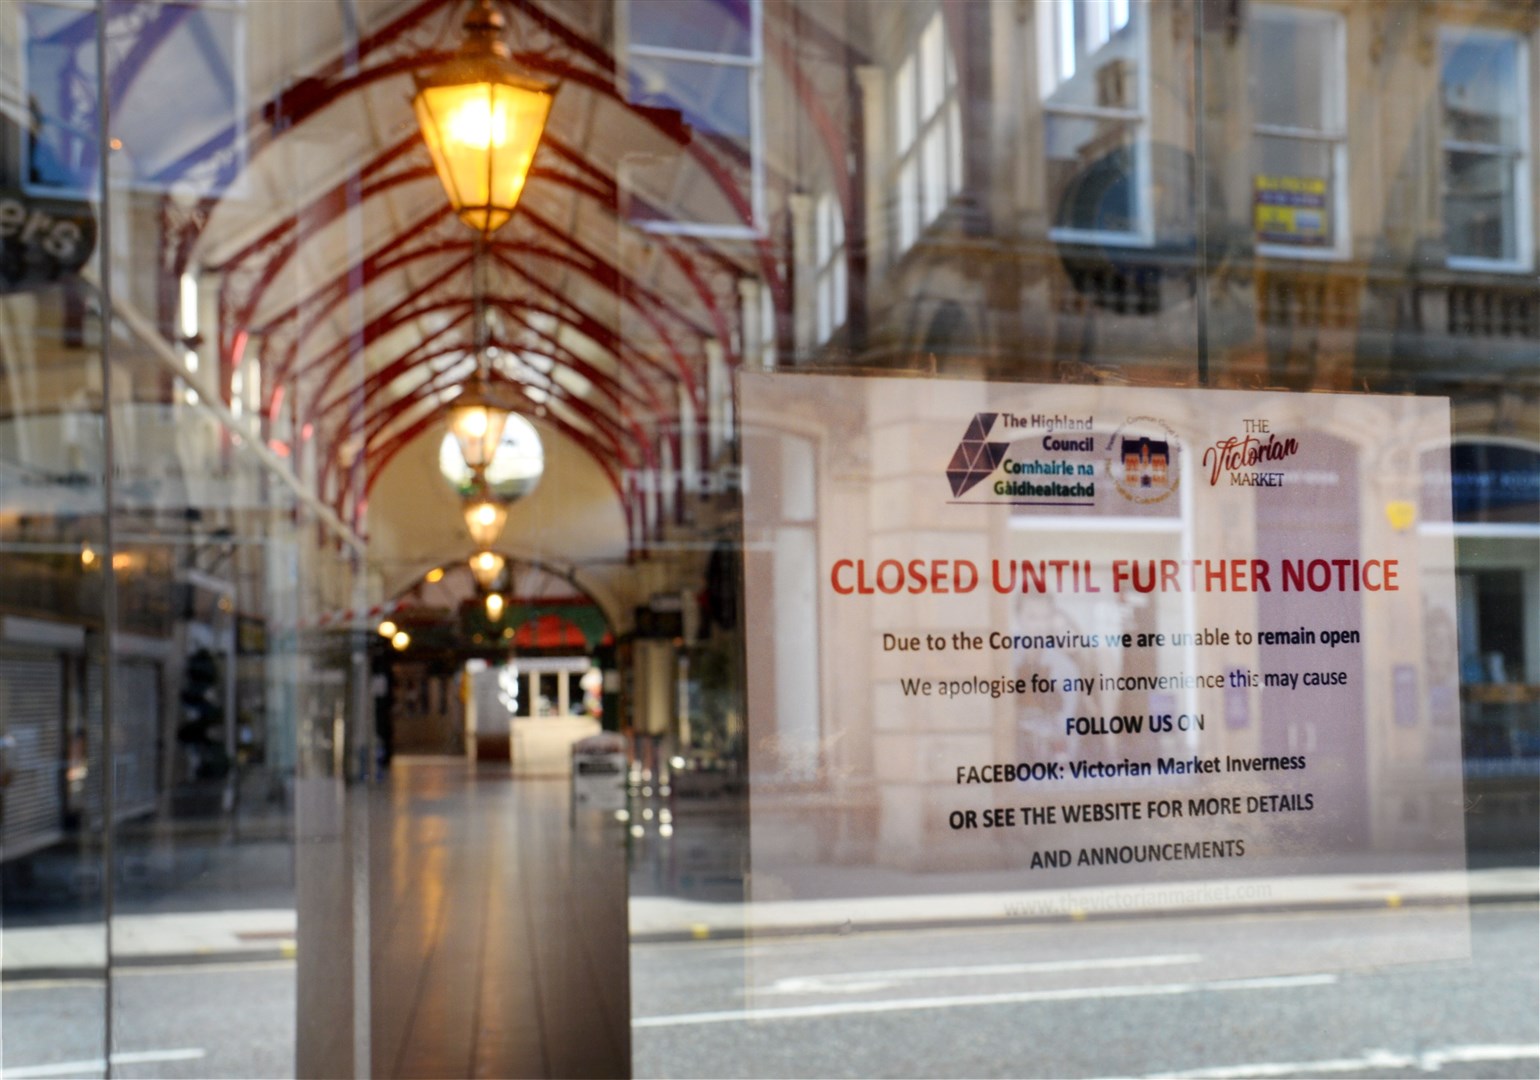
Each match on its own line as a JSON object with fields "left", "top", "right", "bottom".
{"left": 62, "top": 0, "right": 868, "bottom": 609}
{"left": 126, "top": 0, "right": 798, "bottom": 572}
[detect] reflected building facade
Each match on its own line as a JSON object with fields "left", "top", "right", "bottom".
{"left": 0, "top": 1, "right": 1534, "bottom": 1076}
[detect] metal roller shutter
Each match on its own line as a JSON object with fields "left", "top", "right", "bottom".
{"left": 85, "top": 659, "right": 161, "bottom": 824}
{"left": 0, "top": 653, "right": 65, "bottom": 860}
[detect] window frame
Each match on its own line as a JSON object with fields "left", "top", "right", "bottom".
{"left": 1439, "top": 25, "right": 1533, "bottom": 274}
{"left": 1249, "top": 3, "right": 1351, "bottom": 262}
{"left": 1039, "top": 0, "right": 1153, "bottom": 249}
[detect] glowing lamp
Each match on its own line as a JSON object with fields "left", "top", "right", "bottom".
{"left": 447, "top": 370, "right": 520, "bottom": 470}
{"left": 485, "top": 592, "right": 506, "bottom": 620}
{"left": 378, "top": 619, "right": 398, "bottom": 638}
{"left": 412, "top": 0, "right": 555, "bottom": 237}
{"left": 391, "top": 631, "right": 411, "bottom": 651}
{"left": 469, "top": 550, "right": 506, "bottom": 590}
{"left": 464, "top": 486, "right": 509, "bottom": 548}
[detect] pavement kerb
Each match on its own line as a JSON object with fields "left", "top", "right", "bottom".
{"left": 1, "top": 948, "right": 295, "bottom": 982}
{"left": 625, "top": 885, "right": 1538, "bottom": 945}
{"left": 627, "top": 867, "right": 1539, "bottom": 944}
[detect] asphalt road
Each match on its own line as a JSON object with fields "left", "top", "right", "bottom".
{"left": 631, "top": 903, "right": 1540, "bottom": 1079}
{"left": 2, "top": 905, "right": 1534, "bottom": 1078}
{"left": 2, "top": 962, "right": 295, "bottom": 1079}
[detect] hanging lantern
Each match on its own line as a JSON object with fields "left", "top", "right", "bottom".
{"left": 485, "top": 592, "right": 506, "bottom": 621}
{"left": 463, "top": 481, "right": 509, "bottom": 548}
{"left": 412, "top": 0, "right": 556, "bottom": 237}
{"left": 469, "top": 549, "right": 506, "bottom": 590}
{"left": 446, "top": 368, "right": 520, "bottom": 470}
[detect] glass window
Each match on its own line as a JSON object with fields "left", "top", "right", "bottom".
{"left": 1249, "top": 5, "right": 1347, "bottom": 256}
{"left": 1040, "top": 0, "right": 1148, "bottom": 243}
{"left": 1441, "top": 28, "right": 1531, "bottom": 269}
{"left": 623, "top": 0, "right": 763, "bottom": 236}
{"left": 814, "top": 191, "right": 845, "bottom": 344}
{"left": 891, "top": 10, "right": 962, "bottom": 256}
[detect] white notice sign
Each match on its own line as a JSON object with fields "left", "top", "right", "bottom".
{"left": 740, "top": 373, "right": 1467, "bottom": 977}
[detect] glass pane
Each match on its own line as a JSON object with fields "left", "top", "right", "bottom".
{"left": 1442, "top": 32, "right": 1522, "bottom": 147}
{"left": 1250, "top": 8, "right": 1340, "bottom": 132}
{"left": 627, "top": 55, "right": 752, "bottom": 140}
{"left": 1253, "top": 137, "right": 1337, "bottom": 249}
{"left": 1445, "top": 150, "right": 1518, "bottom": 262}
{"left": 629, "top": 0, "right": 754, "bottom": 57}
{"left": 898, "top": 158, "right": 919, "bottom": 249}
{"left": 2, "top": 4, "right": 110, "bottom": 1075}
{"left": 920, "top": 13, "right": 945, "bottom": 119}
{"left": 1205, "top": 4, "right": 1539, "bottom": 1075}
{"left": 922, "top": 124, "right": 947, "bottom": 222}
{"left": 1047, "top": 114, "right": 1139, "bottom": 235}
{"left": 1044, "top": 0, "right": 1141, "bottom": 111}
{"left": 895, "top": 56, "right": 917, "bottom": 149}
{"left": 9, "top": 2, "right": 1536, "bottom": 1079}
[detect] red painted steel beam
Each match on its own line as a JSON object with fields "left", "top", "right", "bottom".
{"left": 333, "top": 340, "right": 642, "bottom": 470}
{"left": 273, "top": 223, "right": 709, "bottom": 399}
{"left": 297, "top": 290, "right": 674, "bottom": 430}
{"left": 314, "top": 324, "right": 641, "bottom": 435}
{"left": 355, "top": 363, "right": 632, "bottom": 479}
{"left": 314, "top": 324, "right": 655, "bottom": 471}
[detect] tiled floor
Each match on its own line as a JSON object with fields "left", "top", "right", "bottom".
{"left": 368, "top": 758, "right": 630, "bottom": 1078}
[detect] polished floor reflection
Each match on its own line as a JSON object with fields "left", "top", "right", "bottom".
{"left": 370, "top": 758, "right": 629, "bottom": 1079}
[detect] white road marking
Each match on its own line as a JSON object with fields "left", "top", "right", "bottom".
{"left": 3, "top": 1048, "right": 206, "bottom": 1078}
{"left": 1148, "top": 1042, "right": 1540, "bottom": 1078}
{"left": 759, "top": 953, "right": 1203, "bottom": 995}
{"left": 633, "top": 973, "right": 1336, "bottom": 1027}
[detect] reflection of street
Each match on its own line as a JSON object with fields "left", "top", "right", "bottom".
{"left": 632, "top": 906, "right": 1539, "bottom": 1079}
{"left": 2, "top": 962, "right": 294, "bottom": 1078}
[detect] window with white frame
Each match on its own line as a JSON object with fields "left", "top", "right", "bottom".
{"left": 1248, "top": 6, "right": 1348, "bottom": 257}
{"left": 892, "top": 10, "right": 962, "bottom": 255}
{"left": 1039, "top": 0, "right": 1148, "bottom": 244}
{"left": 1440, "top": 27, "right": 1532, "bottom": 270}
{"left": 623, "top": 0, "right": 764, "bottom": 237}
{"left": 814, "top": 191, "right": 846, "bottom": 343}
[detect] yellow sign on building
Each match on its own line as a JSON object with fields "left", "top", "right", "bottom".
{"left": 1254, "top": 174, "right": 1330, "bottom": 245}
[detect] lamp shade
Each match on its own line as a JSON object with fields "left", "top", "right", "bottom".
{"left": 412, "top": 0, "right": 554, "bottom": 236}
{"left": 469, "top": 550, "right": 506, "bottom": 590}
{"left": 447, "top": 369, "right": 518, "bottom": 470}
{"left": 463, "top": 486, "right": 509, "bottom": 548}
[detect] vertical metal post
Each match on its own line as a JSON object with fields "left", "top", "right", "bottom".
{"left": 94, "top": 3, "right": 118, "bottom": 1074}
{"left": 339, "top": 0, "right": 374, "bottom": 1068}
{"left": 1193, "top": 0, "right": 1212, "bottom": 387}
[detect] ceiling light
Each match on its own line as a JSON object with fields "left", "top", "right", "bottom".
{"left": 412, "top": 0, "right": 555, "bottom": 237}
{"left": 469, "top": 549, "right": 505, "bottom": 590}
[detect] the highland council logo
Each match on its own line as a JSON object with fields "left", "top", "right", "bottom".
{"left": 1105, "top": 415, "right": 1182, "bottom": 504}
{"left": 945, "top": 413, "right": 1010, "bottom": 497}
{"left": 945, "top": 411, "right": 1098, "bottom": 505}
